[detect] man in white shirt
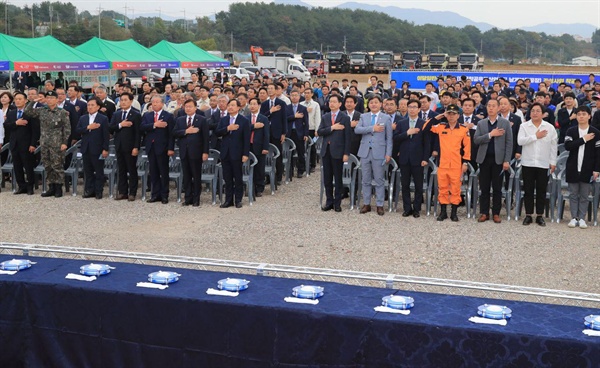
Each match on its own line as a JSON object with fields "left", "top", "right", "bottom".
{"left": 517, "top": 102, "right": 558, "bottom": 226}
{"left": 423, "top": 82, "right": 439, "bottom": 108}
{"left": 300, "top": 88, "right": 321, "bottom": 172}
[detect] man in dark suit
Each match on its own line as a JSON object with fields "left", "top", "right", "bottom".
{"left": 140, "top": 95, "right": 175, "bottom": 204}
{"left": 318, "top": 95, "right": 351, "bottom": 212}
{"left": 119, "top": 71, "right": 132, "bottom": 87}
{"left": 248, "top": 97, "right": 270, "bottom": 197}
{"left": 214, "top": 67, "right": 229, "bottom": 85}
{"left": 207, "top": 94, "right": 228, "bottom": 150}
{"left": 75, "top": 97, "right": 110, "bottom": 199}
{"left": 473, "top": 99, "right": 513, "bottom": 223}
{"left": 260, "top": 84, "right": 287, "bottom": 185}
{"left": 556, "top": 92, "right": 578, "bottom": 144}
{"left": 383, "top": 98, "right": 403, "bottom": 167}
{"left": 459, "top": 98, "right": 481, "bottom": 170}
{"left": 393, "top": 99, "right": 431, "bottom": 217}
{"left": 109, "top": 92, "right": 141, "bottom": 201}
{"left": 387, "top": 79, "right": 400, "bottom": 101}
{"left": 173, "top": 99, "right": 209, "bottom": 207}
{"left": 57, "top": 87, "right": 82, "bottom": 191}
{"left": 498, "top": 97, "right": 522, "bottom": 160}
{"left": 14, "top": 71, "right": 28, "bottom": 92}
{"left": 67, "top": 86, "right": 88, "bottom": 116}
{"left": 3, "top": 92, "right": 39, "bottom": 194}
{"left": 419, "top": 95, "right": 440, "bottom": 159}
{"left": 286, "top": 89, "right": 309, "bottom": 178}
{"left": 216, "top": 99, "right": 250, "bottom": 208}
{"left": 343, "top": 95, "right": 362, "bottom": 156}
{"left": 348, "top": 86, "right": 364, "bottom": 114}
{"left": 95, "top": 86, "right": 116, "bottom": 121}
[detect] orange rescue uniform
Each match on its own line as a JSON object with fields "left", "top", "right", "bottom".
{"left": 430, "top": 123, "right": 471, "bottom": 205}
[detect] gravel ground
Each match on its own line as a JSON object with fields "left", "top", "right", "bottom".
{"left": 1, "top": 170, "right": 598, "bottom": 297}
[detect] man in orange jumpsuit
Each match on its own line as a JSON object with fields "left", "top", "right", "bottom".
{"left": 429, "top": 104, "right": 471, "bottom": 221}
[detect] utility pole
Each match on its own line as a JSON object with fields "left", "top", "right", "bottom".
{"left": 123, "top": 4, "right": 128, "bottom": 29}
{"left": 49, "top": 4, "right": 53, "bottom": 36}
{"left": 525, "top": 40, "right": 528, "bottom": 60}
{"left": 4, "top": 0, "right": 8, "bottom": 35}
{"left": 30, "top": 6, "right": 34, "bottom": 37}
{"left": 343, "top": 35, "right": 347, "bottom": 54}
{"left": 230, "top": 32, "right": 233, "bottom": 52}
{"left": 423, "top": 38, "right": 426, "bottom": 54}
{"left": 480, "top": 39, "right": 483, "bottom": 54}
{"left": 97, "top": 5, "right": 103, "bottom": 38}
{"left": 181, "top": 10, "right": 186, "bottom": 32}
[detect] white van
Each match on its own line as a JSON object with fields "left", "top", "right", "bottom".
{"left": 150, "top": 68, "right": 192, "bottom": 88}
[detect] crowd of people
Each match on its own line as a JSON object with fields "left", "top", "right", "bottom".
{"left": 1, "top": 69, "right": 599, "bottom": 227}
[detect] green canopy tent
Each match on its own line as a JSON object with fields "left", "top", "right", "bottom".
{"left": 75, "top": 38, "right": 180, "bottom": 69}
{"left": 0, "top": 33, "right": 110, "bottom": 90}
{"left": 149, "top": 40, "right": 229, "bottom": 69}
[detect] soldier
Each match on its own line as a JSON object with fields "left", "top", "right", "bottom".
{"left": 24, "top": 90, "right": 71, "bottom": 197}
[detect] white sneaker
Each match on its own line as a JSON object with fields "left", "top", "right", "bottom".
{"left": 578, "top": 219, "right": 588, "bottom": 229}
{"left": 568, "top": 219, "right": 578, "bottom": 228}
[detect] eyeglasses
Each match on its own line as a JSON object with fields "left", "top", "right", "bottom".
{"left": 407, "top": 106, "right": 419, "bottom": 109}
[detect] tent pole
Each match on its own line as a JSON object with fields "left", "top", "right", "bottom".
{"left": 9, "top": 69, "right": 13, "bottom": 93}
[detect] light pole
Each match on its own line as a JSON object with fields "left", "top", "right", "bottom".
{"left": 97, "top": 5, "right": 103, "bottom": 38}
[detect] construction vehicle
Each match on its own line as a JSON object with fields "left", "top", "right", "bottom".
{"left": 372, "top": 51, "right": 394, "bottom": 73}
{"left": 447, "top": 55, "right": 459, "bottom": 70}
{"left": 428, "top": 53, "right": 449, "bottom": 69}
{"left": 257, "top": 56, "right": 311, "bottom": 82}
{"left": 301, "top": 50, "right": 323, "bottom": 66}
{"left": 274, "top": 51, "right": 295, "bottom": 59}
{"left": 457, "top": 53, "right": 485, "bottom": 71}
{"left": 326, "top": 51, "right": 350, "bottom": 73}
{"left": 349, "top": 51, "right": 372, "bottom": 74}
{"left": 250, "top": 46, "right": 265, "bottom": 65}
{"left": 401, "top": 51, "right": 422, "bottom": 69}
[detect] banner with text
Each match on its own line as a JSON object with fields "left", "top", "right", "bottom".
{"left": 389, "top": 70, "right": 593, "bottom": 91}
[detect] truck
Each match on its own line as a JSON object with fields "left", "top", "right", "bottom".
{"left": 326, "top": 51, "right": 349, "bottom": 73}
{"left": 428, "top": 53, "right": 449, "bottom": 69}
{"left": 256, "top": 56, "right": 311, "bottom": 82}
{"left": 447, "top": 55, "right": 459, "bottom": 70}
{"left": 372, "top": 51, "right": 394, "bottom": 73}
{"left": 457, "top": 53, "right": 485, "bottom": 71}
{"left": 349, "top": 51, "right": 372, "bottom": 74}
{"left": 401, "top": 51, "right": 422, "bottom": 69}
{"left": 300, "top": 50, "right": 323, "bottom": 66}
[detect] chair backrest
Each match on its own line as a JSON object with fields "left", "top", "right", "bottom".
{"left": 315, "top": 137, "right": 323, "bottom": 154}
{"left": 103, "top": 154, "right": 117, "bottom": 170}
{"left": 282, "top": 138, "right": 296, "bottom": 160}
{"left": 0, "top": 143, "right": 9, "bottom": 154}
{"left": 169, "top": 156, "right": 181, "bottom": 173}
{"left": 242, "top": 152, "right": 257, "bottom": 176}
{"left": 136, "top": 155, "right": 148, "bottom": 172}
{"left": 202, "top": 151, "right": 220, "bottom": 175}
{"left": 557, "top": 143, "right": 565, "bottom": 155}
{"left": 266, "top": 143, "right": 280, "bottom": 167}
{"left": 342, "top": 154, "right": 360, "bottom": 179}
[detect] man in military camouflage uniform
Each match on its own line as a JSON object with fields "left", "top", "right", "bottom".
{"left": 24, "top": 90, "right": 71, "bottom": 197}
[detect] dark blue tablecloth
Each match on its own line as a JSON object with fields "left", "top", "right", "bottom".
{"left": 0, "top": 256, "right": 598, "bottom": 367}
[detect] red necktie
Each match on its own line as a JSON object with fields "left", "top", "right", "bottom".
{"left": 187, "top": 116, "right": 192, "bottom": 128}
{"left": 251, "top": 114, "right": 256, "bottom": 144}
{"left": 331, "top": 113, "right": 336, "bottom": 126}
{"left": 154, "top": 112, "right": 159, "bottom": 122}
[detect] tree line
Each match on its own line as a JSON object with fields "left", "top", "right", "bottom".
{"left": 1, "top": 1, "right": 598, "bottom": 63}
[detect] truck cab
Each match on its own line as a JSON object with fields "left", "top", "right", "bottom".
{"left": 349, "top": 52, "right": 372, "bottom": 74}
{"left": 428, "top": 53, "right": 449, "bottom": 69}
{"left": 257, "top": 56, "right": 311, "bottom": 82}
{"left": 372, "top": 51, "right": 394, "bottom": 73}
{"left": 326, "top": 52, "right": 349, "bottom": 73}
{"left": 401, "top": 51, "right": 422, "bottom": 69}
{"left": 458, "top": 53, "right": 484, "bottom": 71}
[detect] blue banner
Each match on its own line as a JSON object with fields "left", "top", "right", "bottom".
{"left": 0, "top": 61, "right": 9, "bottom": 70}
{"left": 389, "top": 70, "right": 593, "bottom": 91}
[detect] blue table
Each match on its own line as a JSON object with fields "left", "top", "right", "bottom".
{"left": 0, "top": 256, "right": 598, "bottom": 367}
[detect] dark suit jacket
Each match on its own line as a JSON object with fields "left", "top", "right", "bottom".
{"left": 564, "top": 125, "right": 600, "bottom": 183}
{"left": 592, "top": 110, "right": 600, "bottom": 131}
{"left": 317, "top": 111, "right": 351, "bottom": 159}
{"left": 140, "top": 110, "right": 175, "bottom": 154}
{"left": 286, "top": 103, "right": 309, "bottom": 138}
{"left": 173, "top": 114, "right": 209, "bottom": 160}
{"left": 344, "top": 110, "right": 362, "bottom": 156}
{"left": 3, "top": 109, "right": 40, "bottom": 151}
{"left": 557, "top": 107, "right": 577, "bottom": 139}
{"left": 109, "top": 109, "right": 142, "bottom": 152}
{"left": 260, "top": 98, "right": 287, "bottom": 140}
{"left": 61, "top": 102, "right": 81, "bottom": 142}
{"left": 459, "top": 114, "right": 481, "bottom": 161}
{"left": 394, "top": 117, "right": 431, "bottom": 166}
{"left": 100, "top": 99, "right": 116, "bottom": 121}
{"left": 68, "top": 99, "right": 88, "bottom": 117}
{"left": 250, "top": 113, "right": 270, "bottom": 152}
{"left": 216, "top": 114, "right": 250, "bottom": 160}
{"left": 75, "top": 113, "right": 110, "bottom": 155}
{"left": 13, "top": 72, "right": 28, "bottom": 90}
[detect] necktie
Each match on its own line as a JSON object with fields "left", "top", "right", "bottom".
{"left": 371, "top": 114, "right": 376, "bottom": 126}
{"left": 187, "top": 116, "right": 192, "bottom": 128}
{"left": 230, "top": 116, "right": 235, "bottom": 125}
{"left": 154, "top": 112, "right": 159, "bottom": 122}
{"left": 251, "top": 115, "right": 256, "bottom": 144}
{"left": 270, "top": 100, "right": 274, "bottom": 109}
{"left": 331, "top": 113, "right": 336, "bottom": 126}
{"left": 17, "top": 110, "right": 23, "bottom": 119}
{"left": 122, "top": 110, "right": 127, "bottom": 121}
{"left": 221, "top": 111, "right": 225, "bottom": 118}
{"left": 293, "top": 105, "right": 297, "bottom": 114}
{"left": 465, "top": 116, "right": 470, "bottom": 123}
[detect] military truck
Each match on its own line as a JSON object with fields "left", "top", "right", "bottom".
{"left": 326, "top": 51, "right": 349, "bottom": 73}
{"left": 349, "top": 51, "right": 372, "bottom": 74}
{"left": 372, "top": 51, "right": 394, "bottom": 73}
{"left": 457, "top": 53, "right": 485, "bottom": 71}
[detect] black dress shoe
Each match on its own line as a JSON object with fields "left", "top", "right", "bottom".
{"left": 182, "top": 201, "right": 192, "bottom": 206}
{"left": 535, "top": 216, "right": 546, "bottom": 227}
{"left": 161, "top": 198, "right": 169, "bottom": 204}
{"left": 276, "top": 181, "right": 282, "bottom": 186}
{"left": 192, "top": 201, "right": 200, "bottom": 207}
{"left": 334, "top": 206, "right": 342, "bottom": 212}
{"left": 220, "top": 201, "right": 233, "bottom": 208}
{"left": 14, "top": 187, "right": 27, "bottom": 195}
{"left": 115, "top": 194, "right": 127, "bottom": 200}
{"left": 235, "top": 202, "right": 243, "bottom": 208}
{"left": 322, "top": 204, "right": 334, "bottom": 211}
{"left": 522, "top": 215, "right": 533, "bottom": 225}
{"left": 402, "top": 210, "right": 413, "bottom": 217}
{"left": 413, "top": 211, "right": 420, "bottom": 218}
{"left": 128, "top": 195, "right": 136, "bottom": 201}
{"left": 255, "top": 192, "right": 263, "bottom": 197}
{"left": 297, "top": 173, "right": 304, "bottom": 178}
{"left": 82, "top": 192, "right": 96, "bottom": 198}
{"left": 147, "top": 197, "right": 160, "bottom": 203}
{"left": 95, "top": 193, "right": 103, "bottom": 199}
{"left": 27, "top": 187, "right": 34, "bottom": 195}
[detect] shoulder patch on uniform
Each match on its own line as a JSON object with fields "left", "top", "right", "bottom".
{"left": 595, "top": 141, "right": 600, "bottom": 147}
{"left": 564, "top": 136, "right": 573, "bottom": 142}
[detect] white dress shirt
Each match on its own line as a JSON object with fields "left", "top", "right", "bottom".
{"left": 300, "top": 99, "right": 321, "bottom": 131}
{"left": 88, "top": 112, "right": 98, "bottom": 126}
{"left": 577, "top": 126, "right": 589, "bottom": 173}
{"left": 517, "top": 119, "right": 558, "bottom": 169}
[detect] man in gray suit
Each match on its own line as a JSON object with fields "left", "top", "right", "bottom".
{"left": 355, "top": 96, "right": 393, "bottom": 216}
{"left": 473, "top": 98, "right": 513, "bottom": 223}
